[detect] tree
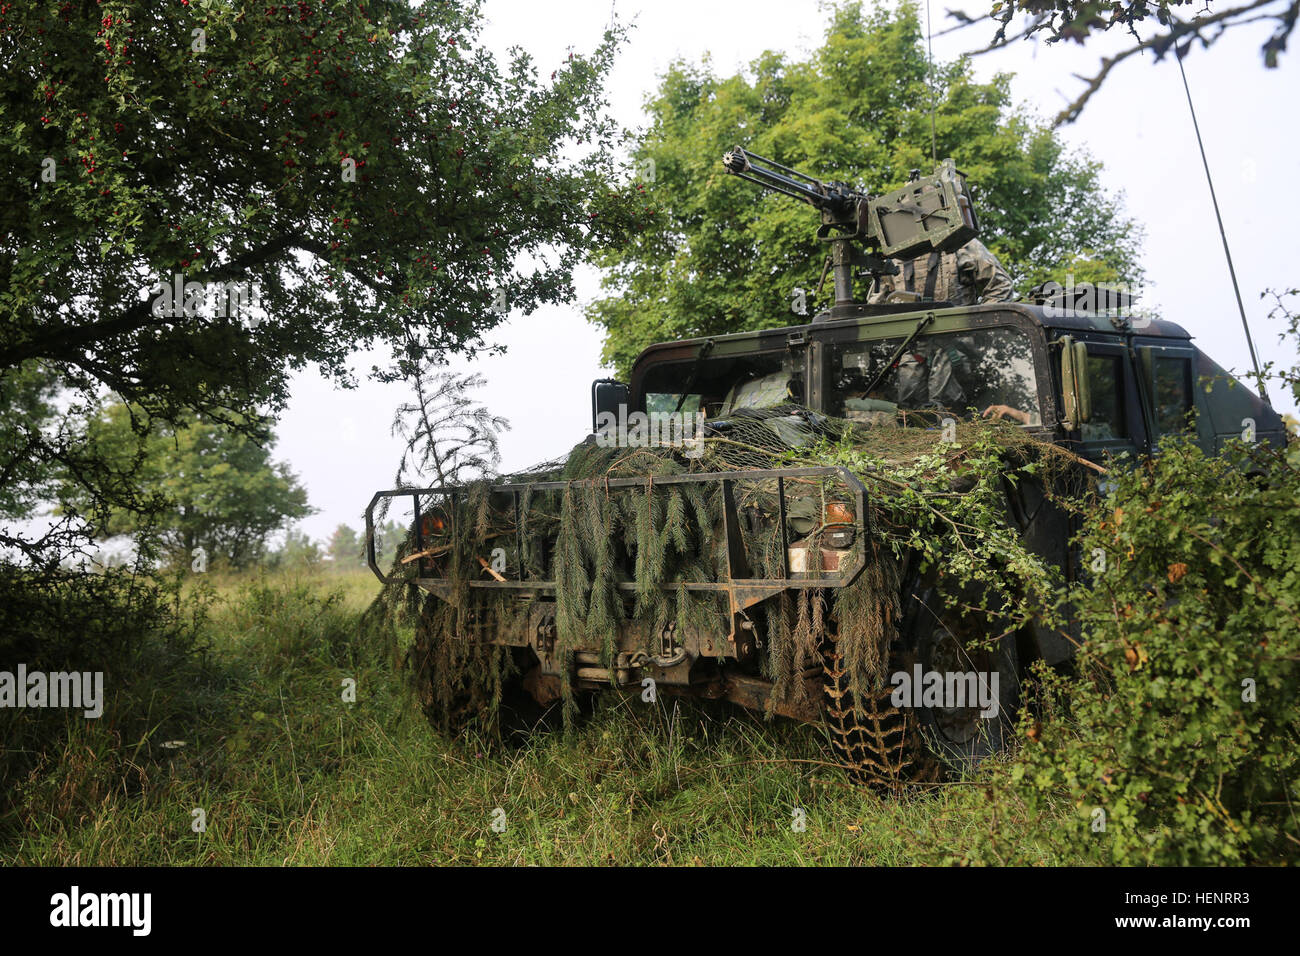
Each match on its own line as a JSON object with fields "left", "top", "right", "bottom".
{"left": 391, "top": 367, "right": 509, "bottom": 488}
{"left": 0, "top": 363, "right": 60, "bottom": 523}
{"left": 0, "top": 0, "right": 645, "bottom": 562}
{"left": 0, "top": 360, "right": 171, "bottom": 568}
{"left": 266, "top": 527, "right": 324, "bottom": 572}
{"left": 327, "top": 523, "right": 363, "bottom": 568}
{"left": 373, "top": 366, "right": 508, "bottom": 563}
{"left": 588, "top": 1, "right": 1145, "bottom": 376}
{"left": 948, "top": 1, "right": 1298, "bottom": 125}
{"left": 57, "top": 404, "right": 313, "bottom": 570}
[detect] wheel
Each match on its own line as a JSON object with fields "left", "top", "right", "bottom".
{"left": 821, "top": 639, "right": 930, "bottom": 789}
{"left": 905, "top": 585, "right": 1020, "bottom": 768}
{"left": 821, "top": 580, "right": 1021, "bottom": 786}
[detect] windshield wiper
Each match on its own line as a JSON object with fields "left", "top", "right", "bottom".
{"left": 673, "top": 338, "right": 715, "bottom": 414}
{"left": 864, "top": 313, "right": 935, "bottom": 396}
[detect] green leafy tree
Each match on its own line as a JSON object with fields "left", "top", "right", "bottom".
{"left": 1, "top": 361, "right": 164, "bottom": 567}
{"left": 58, "top": 404, "right": 313, "bottom": 570}
{"left": 266, "top": 527, "right": 324, "bottom": 572}
{"left": 0, "top": 0, "right": 644, "bottom": 561}
{"left": 327, "top": 523, "right": 363, "bottom": 568}
{"left": 589, "top": 1, "right": 1144, "bottom": 376}
{"left": 0, "top": 363, "right": 60, "bottom": 522}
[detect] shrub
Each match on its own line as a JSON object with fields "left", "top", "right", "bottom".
{"left": 1011, "top": 437, "right": 1300, "bottom": 864}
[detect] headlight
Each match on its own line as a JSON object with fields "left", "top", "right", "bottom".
{"left": 419, "top": 510, "right": 449, "bottom": 538}
{"left": 823, "top": 499, "right": 855, "bottom": 549}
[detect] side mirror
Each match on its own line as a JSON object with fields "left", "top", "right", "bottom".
{"left": 1059, "top": 337, "right": 1092, "bottom": 429}
{"left": 591, "top": 378, "right": 629, "bottom": 435}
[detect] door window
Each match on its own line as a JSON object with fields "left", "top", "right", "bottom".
{"left": 1152, "top": 355, "right": 1195, "bottom": 436}
{"left": 1081, "top": 353, "right": 1127, "bottom": 442}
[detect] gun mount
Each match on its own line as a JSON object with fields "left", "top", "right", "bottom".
{"left": 722, "top": 147, "right": 980, "bottom": 319}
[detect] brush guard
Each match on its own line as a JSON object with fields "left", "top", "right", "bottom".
{"left": 365, "top": 466, "right": 871, "bottom": 645}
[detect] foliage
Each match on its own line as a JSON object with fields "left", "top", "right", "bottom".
{"left": 0, "top": 362, "right": 60, "bottom": 522}
{"left": 0, "top": 362, "right": 163, "bottom": 568}
{"left": 55, "top": 402, "right": 312, "bottom": 570}
{"left": 1007, "top": 436, "right": 1300, "bottom": 864}
{"left": 993, "top": 294, "right": 1300, "bottom": 864}
{"left": 264, "top": 527, "right": 325, "bottom": 573}
{"left": 985, "top": 0, "right": 1297, "bottom": 69}
{"left": 984, "top": 291, "right": 1300, "bottom": 865}
{"left": 0, "top": 0, "right": 645, "bottom": 565}
{"left": 0, "top": 563, "right": 217, "bottom": 815}
{"left": 1261, "top": 287, "right": 1300, "bottom": 415}
{"left": 327, "top": 523, "right": 364, "bottom": 568}
{"left": 589, "top": 0, "right": 1144, "bottom": 376}
{"left": 390, "top": 366, "right": 509, "bottom": 489}
{"left": 950, "top": 1, "right": 1299, "bottom": 125}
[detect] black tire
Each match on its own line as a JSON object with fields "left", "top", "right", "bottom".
{"left": 495, "top": 649, "right": 565, "bottom": 743}
{"left": 821, "top": 640, "right": 930, "bottom": 789}
{"left": 905, "top": 586, "right": 1020, "bottom": 768}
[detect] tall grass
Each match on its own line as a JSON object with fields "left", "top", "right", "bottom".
{"left": 2, "top": 570, "right": 1089, "bottom": 865}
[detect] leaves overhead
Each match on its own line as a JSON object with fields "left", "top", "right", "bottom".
{"left": 949, "top": 1, "right": 1299, "bottom": 125}
{"left": 588, "top": 1, "right": 1145, "bottom": 377}
{"left": 0, "top": 0, "right": 645, "bottom": 563}
{"left": 0, "top": 0, "right": 648, "bottom": 417}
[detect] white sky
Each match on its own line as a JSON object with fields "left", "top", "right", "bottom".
{"left": 275, "top": 0, "right": 1300, "bottom": 544}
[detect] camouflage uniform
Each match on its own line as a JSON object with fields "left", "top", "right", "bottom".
{"left": 868, "top": 238, "right": 1014, "bottom": 306}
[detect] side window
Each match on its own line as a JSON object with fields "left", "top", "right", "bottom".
{"left": 1152, "top": 356, "right": 1194, "bottom": 435}
{"left": 1080, "top": 353, "right": 1127, "bottom": 442}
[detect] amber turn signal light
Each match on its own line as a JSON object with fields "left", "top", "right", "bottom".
{"left": 824, "top": 501, "right": 854, "bottom": 525}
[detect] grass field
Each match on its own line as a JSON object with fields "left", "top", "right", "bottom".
{"left": 1, "top": 570, "right": 1096, "bottom": 865}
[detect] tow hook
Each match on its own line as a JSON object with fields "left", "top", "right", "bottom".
{"left": 652, "top": 623, "right": 689, "bottom": 668}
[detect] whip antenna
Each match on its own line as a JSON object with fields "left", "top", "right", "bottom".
{"left": 1174, "top": 42, "right": 1266, "bottom": 400}
{"left": 925, "top": 0, "right": 937, "bottom": 162}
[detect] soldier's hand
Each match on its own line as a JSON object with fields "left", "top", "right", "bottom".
{"left": 981, "top": 404, "right": 1030, "bottom": 425}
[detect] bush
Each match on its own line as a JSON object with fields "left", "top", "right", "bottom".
{"left": 0, "top": 567, "right": 224, "bottom": 834}
{"left": 1010, "top": 437, "right": 1300, "bottom": 864}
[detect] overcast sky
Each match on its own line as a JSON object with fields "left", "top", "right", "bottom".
{"left": 274, "top": 0, "right": 1300, "bottom": 545}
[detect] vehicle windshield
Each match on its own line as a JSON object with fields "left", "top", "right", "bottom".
{"left": 829, "top": 327, "right": 1042, "bottom": 426}
{"left": 642, "top": 351, "right": 804, "bottom": 418}
{"left": 637, "top": 327, "right": 1042, "bottom": 427}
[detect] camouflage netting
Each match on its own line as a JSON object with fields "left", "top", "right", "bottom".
{"left": 373, "top": 405, "right": 1090, "bottom": 730}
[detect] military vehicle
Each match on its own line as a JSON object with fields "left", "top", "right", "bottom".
{"left": 366, "top": 148, "right": 1285, "bottom": 782}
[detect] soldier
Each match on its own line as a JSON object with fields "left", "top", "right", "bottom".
{"left": 868, "top": 238, "right": 1014, "bottom": 306}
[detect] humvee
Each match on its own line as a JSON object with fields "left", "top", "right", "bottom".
{"left": 366, "top": 151, "right": 1285, "bottom": 780}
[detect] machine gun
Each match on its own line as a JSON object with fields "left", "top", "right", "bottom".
{"left": 722, "top": 147, "right": 980, "bottom": 318}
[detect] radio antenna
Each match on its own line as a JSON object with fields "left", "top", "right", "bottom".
{"left": 925, "top": 0, "right": 937, "bottom": 163}
{"left": 1174, "top": 41, "right": 1266, "bottom": 400}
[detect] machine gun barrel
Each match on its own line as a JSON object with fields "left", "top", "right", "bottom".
{"left": 722, "top": 146, "right": 859, "bottom": 216}
{"left": 721, "top": 144, "right": 981, "bottom": 318}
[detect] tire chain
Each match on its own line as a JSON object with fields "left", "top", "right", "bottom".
{"left": 821, "top": 643, "right": 937, "bottom": 789}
